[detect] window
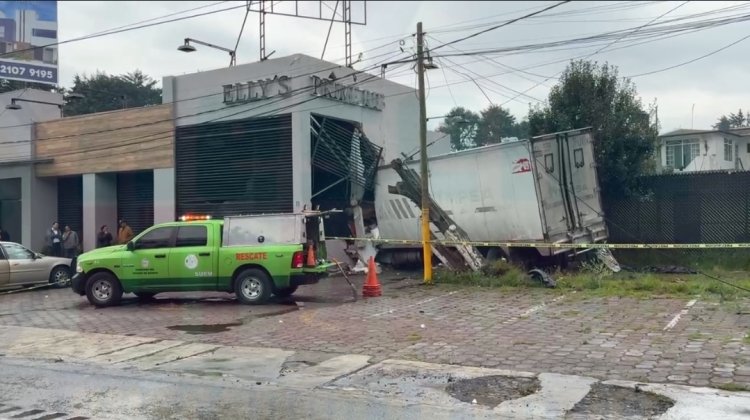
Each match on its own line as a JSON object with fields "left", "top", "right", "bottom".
{"left": 32, "top": 29, "right": 57, "bottom": 38}
{"left": 544, "top": 153, "right": 554, "bottom": 173}
{"left": 3, "top": 243, "right": 34, "bottom": 260}
{"left": 136, "top": 227, "right": 174, "bottom": 250}
{"left": 574, "top": 148, "right": 585, "bottom": 168}
{"left": 725, "top": 138, "right": 734, "bottom": 162}
{"left": 665, "top": 139, "right": 700, "bottom": 170}
{"left": 176, "top": 226, "right": 208, "bottom": 247}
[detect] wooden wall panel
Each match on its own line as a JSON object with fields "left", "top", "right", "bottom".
{"left": 35, "top": 104, "right": 174, "bottom": 177}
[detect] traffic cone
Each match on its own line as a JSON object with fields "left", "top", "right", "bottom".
{"left": 306, "top": 243, "right": 316, "bottom": 267}
{"left": 362, "top": 256, "right": 382, "bottom": 297}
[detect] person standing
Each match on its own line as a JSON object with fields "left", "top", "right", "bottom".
{"left": 117, "top": 220, "right": 134, "bottom": 245}
{"left": 46, "top": 222, "right": 63, "bottom": 257}
{"left": 97, "top": 225, "right": 113, "bottom": 248}
{"left": 0, "top": 226, "right": 9, "bottom": 241}
{"left": 62, "top": 225, "right": 79, "bottom": 259}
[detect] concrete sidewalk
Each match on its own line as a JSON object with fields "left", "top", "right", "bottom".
{"left": 1, "top": 325, "right": 748, "bottom": 419}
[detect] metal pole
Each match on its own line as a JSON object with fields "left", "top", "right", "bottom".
{"left": 417, "top": 22, "right": 432, "bottom": 284}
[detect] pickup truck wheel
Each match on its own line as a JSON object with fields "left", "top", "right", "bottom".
{"left": 235, "top": 268, "right": 272, "bottom": 305}
{"left": 85, "top": 272, "right": 123, "bottom": 307}
{"left": 274, "top": 286, "right": 298, "bottom": 297}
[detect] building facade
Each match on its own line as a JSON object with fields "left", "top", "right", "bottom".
{"left": 2, "top": 54, "right": 419, "bottom": 252}
{"left": 657, "top": 129, "right": 750, "bottom": 173}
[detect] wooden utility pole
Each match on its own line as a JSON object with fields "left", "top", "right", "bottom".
{"left": 416, "top": 22, "right": 432, "bottom": 283}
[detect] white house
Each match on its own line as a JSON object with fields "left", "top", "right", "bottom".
{"left": 657, "top": 128, "right": 750, "bottom": 173}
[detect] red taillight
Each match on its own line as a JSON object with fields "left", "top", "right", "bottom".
{"left": 292, "top": 251, "right": 304, "bottom": 268}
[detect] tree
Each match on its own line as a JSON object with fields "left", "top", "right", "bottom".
{"left": 528, "top": 60, "right": 657, "bottom": 197}
{"left": 62, "top": 70, "right": 161, "bottom": 116}
{"left": 476, "top": 105, "right": 516, "bottom": 146}
{"left": 714, "top": 109, "right": 748, "bottom": 130}
{"left": 438, "top": 106, "right": 480, "bottom": 151}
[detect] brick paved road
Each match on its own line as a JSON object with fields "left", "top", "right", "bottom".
{"left": 1, "top": 273, "right": 748, "bottom": 390}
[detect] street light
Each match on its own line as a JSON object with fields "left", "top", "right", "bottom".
{"left": 178, "top": 37, "right": 236, "bottom": 66}
{"left": 5, "top": 95, "right": 83, "bottom": 117}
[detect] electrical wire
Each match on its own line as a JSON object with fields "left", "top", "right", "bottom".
{"left": 0, "top": 3, "right": 249, "bottom": 59}
{"left": 627, "top": 32, "right": 750, "bottom": 78}
{"left": 321, "top": 0, "right": 341, "bottom": 60}
{"left": 431, "top": 1, "right": 572, "bottom": 52}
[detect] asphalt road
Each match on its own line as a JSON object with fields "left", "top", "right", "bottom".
{"left": 0, "top": 358, "right": 498, "bottom": 420}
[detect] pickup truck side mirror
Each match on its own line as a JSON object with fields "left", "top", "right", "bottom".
{"left": 127, "top": 241, "right": 135, "bottom": 251}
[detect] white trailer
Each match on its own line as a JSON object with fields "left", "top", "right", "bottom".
{"left": 374, "top": 128, "right": 608, "bottom": 264}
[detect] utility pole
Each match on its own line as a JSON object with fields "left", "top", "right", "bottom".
{"left": 416, "top": 22, "right": 432, "bottom": 284}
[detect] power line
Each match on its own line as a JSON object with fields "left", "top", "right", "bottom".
{"left": 627, "top": 32, "right": 750, "bottom": 78}
{"left": 0, "top": 3, "right": 249, "bottom": 59}
{"left": 321, "top": 0, "right": 341, "bottom": 60}
{"left": 431, "top": 1, "right": 572, "bottom": 52}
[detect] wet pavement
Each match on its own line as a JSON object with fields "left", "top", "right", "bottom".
{"left": 0, "top": 270, "right": 749, "bottom": 391}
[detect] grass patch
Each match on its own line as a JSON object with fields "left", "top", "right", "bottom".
{"left": 434, "top": 259, "right": 533, "bottom": 289}
{"left": 433, "top": 255, "right": 750, "bottom": 301}
{"left": 614, "top": 249, "right": 750, "bottom": 272}
{"left": 407, "top": 332, "right": 422, "bottom": 342}
{"left": 688, "top": 332, "right": 707, "bottom": 341}
{"left": 716, "top": 383, "right": 750, "bottom": 392}
{"left": 744, "top": 333, "right": 750, "bottom": 345}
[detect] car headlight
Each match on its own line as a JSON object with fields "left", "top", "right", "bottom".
{"left": 76, "top": 263, "right": 83, "bottom": 273}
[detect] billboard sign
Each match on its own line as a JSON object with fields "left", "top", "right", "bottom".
{"left": 0, "top": 1, "right": 57, "bottom": 85}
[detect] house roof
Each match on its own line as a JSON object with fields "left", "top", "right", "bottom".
{"left": 659, "top": 128, "right": 744, "bottom": 138}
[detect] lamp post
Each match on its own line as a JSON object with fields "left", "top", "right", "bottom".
{"left": 178, "top": 38, "right": 236, "bottom": 66}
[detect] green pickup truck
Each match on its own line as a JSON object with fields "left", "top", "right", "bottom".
{"left": 71, "top": 212, "right": 334, "bottom": 307}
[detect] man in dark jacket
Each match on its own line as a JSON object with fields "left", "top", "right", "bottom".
{"left": 0, "top": 226, "right": 9, "bottom": 241}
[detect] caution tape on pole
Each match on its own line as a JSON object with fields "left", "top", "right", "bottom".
{"left": 322, "top": 236, "right": 750, "bottom": 250}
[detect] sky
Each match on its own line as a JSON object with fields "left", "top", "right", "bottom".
{"left": 53, "top": 1, "right": 750, "bottom": 134}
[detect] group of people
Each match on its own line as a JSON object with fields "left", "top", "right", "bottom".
{"left": 44, "top": 219, "right": 135, "bottom": 258}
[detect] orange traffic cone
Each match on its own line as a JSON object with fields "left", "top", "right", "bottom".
{"left": 362, "top": 256, "right": 382, "bottom": 298}
{"left": 306, "top": 243, "right": 316, "bottom": 267}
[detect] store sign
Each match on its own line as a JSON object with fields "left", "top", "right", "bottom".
{"left": 310, "top": 75, "right": 384, "bottom": 111}
{"left": 222, "top": 75, "right": 292, "bottom": 104}
{"left": 0, "top": 1, "right": 59, "bottom": 85}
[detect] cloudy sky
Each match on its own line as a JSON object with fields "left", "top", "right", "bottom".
{"left": 55, "top": 1, "right": 750, "bottom": 133}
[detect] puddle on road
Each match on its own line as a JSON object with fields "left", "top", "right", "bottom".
{"left": 567, "top": 383, "right": 674, "bottom": 418}
{"left": 167, "top": 322, "right": 243, "bottom": 335}
{"left": 166, "top": 306, "right": 299, "bottom": 335}
{"left": 446, "top": 375, "right": 541, "bottom": 407}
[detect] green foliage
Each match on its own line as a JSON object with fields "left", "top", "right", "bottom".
{"left": 439, "top": 105, "right": 530, "bottom": 150}
{"left": 62, "top": 70, "right": 161, "bottom": 116}
{"left": 435, "top": 260, "right": 530, "bottom": 288}
{"left": 714, "top": 109, "right": 748, "bottom": 130}
{"left": 476, "top": 104, "right": 529, "bottom": 146}
{"left": 528, "top": 60, "right": 657, "bottom": 197}
{"left": 438, "top": 106, "right": 480, "bottom": 151}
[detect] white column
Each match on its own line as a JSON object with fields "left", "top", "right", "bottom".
{"left": 82, "top": 173, "right": 117, "bottom": 252}
{"left": 292, "top": 111, "right": 312, "bottom": 212}
{"left": 153, "top": 168, "right": 175, "bottom": 223}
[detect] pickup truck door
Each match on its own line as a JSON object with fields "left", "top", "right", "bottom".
{"left": 168, "top": 224, "right": 216, "bottom": 290}
{"left": 121, "top": 226, "right": 174, "bottom": 290}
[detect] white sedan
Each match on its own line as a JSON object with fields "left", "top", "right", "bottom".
{"left": 0, "top": 242, "right": 72, "bottom": 290}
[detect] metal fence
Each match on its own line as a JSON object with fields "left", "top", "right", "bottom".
{"left": 605, "top": 170, "right": 750, "bottom": 244}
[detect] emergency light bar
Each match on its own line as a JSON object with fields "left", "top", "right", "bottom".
{"left": 179, "top": 214, "right": 212, "bottom": 222}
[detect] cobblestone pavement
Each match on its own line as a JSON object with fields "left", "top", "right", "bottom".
{"left": 1, "top": 272, "right": 749, "bottom": 390}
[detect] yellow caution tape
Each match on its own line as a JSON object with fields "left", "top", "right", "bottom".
{"left": 322, "top": 236, "right": 750, "bottom": 250}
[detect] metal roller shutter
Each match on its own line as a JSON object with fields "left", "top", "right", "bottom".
{"left": 117, "top": 171, "right": 154, "bottom": 236}
{"left": 175, "top": 114, "right": 293, "bottom": 218}
{"left": 57, "top": 176, "right": 83, "bottom": 238}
